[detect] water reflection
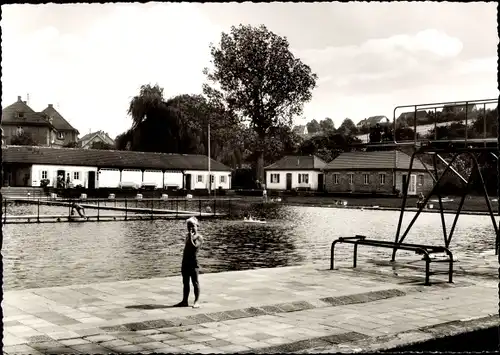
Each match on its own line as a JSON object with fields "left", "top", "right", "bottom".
{"left": 3, "top": 204, "right": 496, "bottom": 290}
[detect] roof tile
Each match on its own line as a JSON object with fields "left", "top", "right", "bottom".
{"left": 324, "top": 150, "right": 429, "bottom": 170}
{"left": 264, "top": 155, "right": 327, "bottom": 170}
{"left": 3, "top": 145, "right": 231, "bottom": 171}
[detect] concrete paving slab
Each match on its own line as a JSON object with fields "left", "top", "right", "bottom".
{"left": 4, "top": 256, "right": 499, "bottom": 354}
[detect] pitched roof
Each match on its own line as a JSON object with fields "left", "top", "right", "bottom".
{"left": 79, "top": 131, "right": 115, "bottom": 145}
{"left": 2, "top": 97, "right": 51, "bottom": 127}
{"left": 264, "top": 155, "right": 327, "bottom": 170}
{"left": 397, "top": 110, "right": 427, "bottom": 122}
{"left": 357, "top": 115, "right": 390, "bottom": 127}
{"left": 324, "top": 150, "right": 430, "bottom": 171}
{"left": 41, "top": 104, "right": 79, "bottom": 133}
{"left": 3, "top": 145, "right": 232, "bottom": 171}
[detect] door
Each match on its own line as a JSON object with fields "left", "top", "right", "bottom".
{"left": 88, "top": 171, "right": 96, "bottom": 189}
{"left": 185, "top": 174, "right": 192, "bottom": 190}
{"left": 317, "top": 173, "right": 324, "bottom": 192}
{"left": 57, "top": 170, "right": 65, "bottom": 188}
{"left": 408, "top": 174, "right": 417, "bottom": 195}
{"left": 286, "top": 173, "right": 292, "bottom": 190}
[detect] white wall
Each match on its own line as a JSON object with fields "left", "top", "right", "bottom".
{"left": 265, "top": 170, "right": 321, "bottom": 191}
{"left": 98, "top": 168, "right": 121, "bottom": 188}
{"left": 121, "top": 169, "right": 142, "bottom": 187}
{"left": 164, "top": 171, "right": 183, "bottom": 188}
{"left": 144, "top": 170, "right": 163, "bottom": 188}
{"left": 184, "top": 170, "right": 231, "bottom": 190}
{"left": 31, "top": 164, "right": 98, "bottom": 188}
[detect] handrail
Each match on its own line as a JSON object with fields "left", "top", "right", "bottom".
{"left": 331, "top": 236, "right": 454, "bottom": 286}
{"left": 391, "top": 98, "right": 498, "bottom": 145}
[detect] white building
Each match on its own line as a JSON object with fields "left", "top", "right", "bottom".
{"left": 3, "top": 145, "right": 232, "bottom": 190}
{"left": 264, "top": 155, "right": 327, "bottom": 192}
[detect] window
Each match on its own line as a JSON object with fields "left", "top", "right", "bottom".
{"left": 220, "top": 175, "right": 226, "bottom": 183}
{"left": 73, "top": 172, "right": 80, "bottom": 180}
{"left": 41, "top": 171, "right": 48, "bottom": 179}
{"left": 333, "top": 174, "right": 339, "bottom": 184}
{"left": 210, "top": 175, "right": 214, "bottom": 183}
{"left": 58, "top": 132, "right": 65, "bottom": 139}
{"left": 298, "top": 174, "right": 309, "bottom": 184}
{"left": 16, "top": 112, "right": 24, "bottom": 118}
{"left": 418, "top": 174, "right": 424, "bottom": 186}
{"left": 379, "top": 173, "right": 386, "bottom": 185}
{"left": 363, "top": 174, "right": 370, "bottom": 185}
{"left": 197, "top": 175, "right": 203, "bottom": 183}
{"left": 348, "top": 174, "right": 354, "bottom": 185}
{"left": 16, "top": 126, "right": 24, "bottom": 135}
{"left": 270, "top": 173, "right": 280, "bottom": 183}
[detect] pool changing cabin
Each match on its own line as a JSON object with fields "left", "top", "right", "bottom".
{"left": 2, "top": 145, "right": 232, "bottom": 190}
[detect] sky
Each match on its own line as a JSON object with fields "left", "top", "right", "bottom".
{"left": 1, "top": 2, "right": 498, "bottom": 138}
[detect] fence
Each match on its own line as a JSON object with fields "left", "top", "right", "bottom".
{"left": 2, "top": 197, "right": 236, "bottom": 224}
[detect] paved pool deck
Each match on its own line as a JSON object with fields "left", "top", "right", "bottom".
{"left": 3, "top": 252, "right": 499, "bottom": 354}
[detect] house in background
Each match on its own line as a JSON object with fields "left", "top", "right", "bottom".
{"left": 442, "top": 103, "right": 477, "bottom": 114}
{"left": 264, "top": 155, "right": 327, "bottom": 191}
{"left": 323, "top": 150, "right": 432, "bottom": 196}
{"left": 2, "top": 145, "right": 232, "bottom": 190}
{"left": 356, "top": 115, "right": 391, "bottom": 130}
{"left": 41, "top": 104, "right": 80, "bottom": 147}
{"left": 79, "top": 130, "right": 115, "bottom": 149}
{"left": 396, "top": 110, "right": 428, "bottom": 126}
{"left": 1, "top": 96, "right": 79, "bottom": 147}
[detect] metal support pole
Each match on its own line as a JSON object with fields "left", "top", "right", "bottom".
{"left": 199, "top": 199, "right": 202, "bottom": 217}
{"left": 446, "top": 165, "right": 475, "bottom": 248}
{"left": 434, "top": 107, "right": 438, "bottom": 140}
{"left": 37, "top": 198, "right": 40, "bottom": 223}
{"left": 464, "top": 102, "right": 468, "bottom": 146}
{"left": 432, "top": 154, "right": 448, "bottom": 245}
{"left": 97, "top": 198, "right": 100, "bottom": 222}
{"left": 437, "top": 154, "right": 468, "bottom": 185}
{"left": 353, "top": 243, "right": 359, "bottom": 268}
{"left": 392, "top": 150, "right": 417, "bottom": 261}
{"left": 483, "top": 103, "right": 487, "bottom": 147}
{"left": 125, "top": 197, "right": 128, "bottom": 221}
{"left": 469, "top": 153, "right": 500, "bottom": 254}
{"left": 413, "top": 106, "right": 418, "bottom": 144}
{"left": 394, "top": 153, "right": 460, "bottom": 257}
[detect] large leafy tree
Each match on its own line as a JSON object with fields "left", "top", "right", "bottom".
{"left": 203, "top": 24, "right": 318, "bottom": 181}
{"left": 319, "top": 117, "right": 335, "bottom": 133}
{"left": 336, "top": 118, "right": 358, "bottom": 136}
{"left": 306, "top": 119, "right": 321, "bottom": 134}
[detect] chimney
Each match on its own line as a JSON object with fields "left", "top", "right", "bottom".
{"left": 23, "top": 101, "right": 27, "bottom": 104}
{"left": 48, "top": 104, "right": 53, "bottom": 108}
{"left": 17, "top": 96, "right": 22, "bottom": 102}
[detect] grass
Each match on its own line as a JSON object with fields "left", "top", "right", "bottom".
{"left": 231, "top": 194, "right": 500, "bottom": 214}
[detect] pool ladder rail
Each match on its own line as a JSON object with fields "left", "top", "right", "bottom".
{"left": 330, "top": 235, "right": 454, "bottom": 286}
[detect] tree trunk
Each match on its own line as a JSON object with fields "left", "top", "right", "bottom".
{"left": 255, "top": 134, "right": 266, "bottom": 185}
{"left": 256, "top": 150, "right": 264, "bottom": 184}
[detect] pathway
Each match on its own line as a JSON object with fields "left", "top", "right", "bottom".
{"left": 3, "top": 255, "right": 498, "bottom": 354}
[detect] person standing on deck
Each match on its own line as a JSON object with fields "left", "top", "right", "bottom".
{"left": 175, "top": 216, "right": 203, "bottom": 308}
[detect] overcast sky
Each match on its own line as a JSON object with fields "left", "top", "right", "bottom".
{"left": 1, "top": 2, "right": 497, "bottom": 138}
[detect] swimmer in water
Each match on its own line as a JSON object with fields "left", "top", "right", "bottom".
{"left": 70, "top": 201, "right": 86, "bottom": 218}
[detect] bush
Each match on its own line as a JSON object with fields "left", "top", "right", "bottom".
{"left": 40, "top": 179, "right": 50, "bottom": 188}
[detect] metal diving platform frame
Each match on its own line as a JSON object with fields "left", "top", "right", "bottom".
{"left": 351, "top": 98, "right": 499, "bottom": 261}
